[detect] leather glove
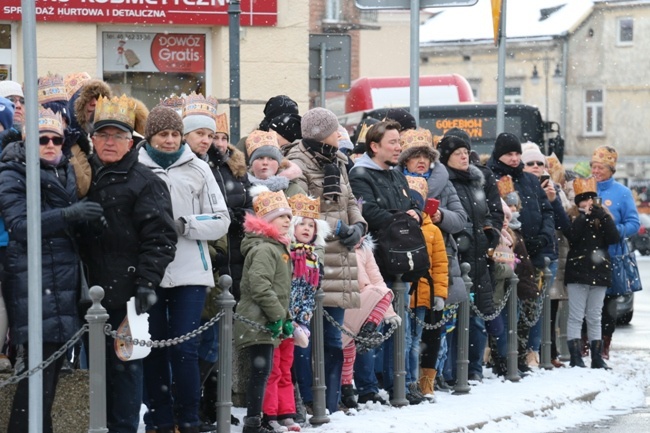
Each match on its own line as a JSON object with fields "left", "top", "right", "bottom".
{"left": 340, "top": 223, "right": 364, "bottom": 251}
{"left": 484, "top": 227, "right": 500, "bottom": 251}
{"left": 61, "top": 201, "right": 103, "bottom": 223}
{"left": 589, "top": 205, "right": 607, "bottom": 219}
{"left": 524, "top": 236, "right": 547, "bottom": 257}
{"left": 384, "top": 315, "right": 402, "bottom": 327}
{"left": 266, "top": 319, "right": 283, "bottom": 339}
{"left": 282, "top": 320, "right": 294, "bottom": 337}
{"left": 134, "top": 286, "right": 157, "bottom": 315}
{"left": 433, "top": 296, "right": 445, "bottom": 311}
{"left": 174, "top": 218, "right": 186, "bottom": 235}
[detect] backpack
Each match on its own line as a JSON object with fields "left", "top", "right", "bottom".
{"left": 376, "top": 211, "right": 430, "bottom": 282}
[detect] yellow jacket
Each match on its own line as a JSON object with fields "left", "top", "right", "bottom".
{"left": 410, "top": 213, "right": 449, "bottom": 308}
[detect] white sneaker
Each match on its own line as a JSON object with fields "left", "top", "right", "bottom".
{"left": 279, "top": 417, "right": 301, "bottom": 432}
{"left": 266, "top": 419, "right": 289, "bottom": 432}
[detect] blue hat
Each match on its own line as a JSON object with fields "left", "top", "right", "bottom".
{"left": 0, "top": 97, "right": 15, "bottom": 131}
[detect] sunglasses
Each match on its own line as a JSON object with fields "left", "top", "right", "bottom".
{"left": 526, "top": 161, "right": 545, "bottom": 167}
{"left": 8, "top": 96, "right": 25, "bottom": 105}
{"left": 39, "top": 136, "right": 64, "bottom": 146}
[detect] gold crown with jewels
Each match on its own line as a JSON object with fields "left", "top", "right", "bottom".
{"left": 287, "top": 194, "right": 320, "bottom": 220}
{"left": 406, "top": 176, "right": 428, "bottom": 200}
{"left": 182, "top": 92, "right": 218, "bottom": 119}
{"left": 245, "top": 130, "right": 279, "bottom": 158}
{"left": 160, "top": 94, "right": 185, "bottom": 113}
{"left": 496, "top": 175, "right": 515, "bottom": 198}
{"left": 215, "top": 113, "right": 229, "bottom": 136}
{"left": 573, "top": 177, "right": 597, "bottom": 198}
{"left": 39, "top": 106, "right": 64, "bottom": 136}
{"left": 93, "top": 95, "right": 137, "bottom": 131}
{"left": 254, "top": 190, "right": 292, "bottom": 219}
{"left": 64, "top": 72, "right": 91, "bottom": 100}
{"left": 38, "top": 73, "right": 68, "bottom": 104}
{"left": 400, "top": 128, "right": 433, "bottom": 150}
{"left": 356, "top": 123, "right": 370, "bottom": 144}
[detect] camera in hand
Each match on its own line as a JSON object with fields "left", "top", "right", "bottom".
{"left": 593, "top": 197, "right": 602, "bottom": 206}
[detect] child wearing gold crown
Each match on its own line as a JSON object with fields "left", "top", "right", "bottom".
{"left": 564, "top": 177, "right": 619, "bottom": 369}
{"left": 259, "top": 193, "right": 329, "bottom": 432}
{"left": 234, "top": 186, "right": 293, "bottom": 433}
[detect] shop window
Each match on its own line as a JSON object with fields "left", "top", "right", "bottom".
{"left": 504, "top": 86, "right": 522, "bottom": 104}
{"left": 584, "top": 89, "right": 604, "bottom": 136}
{"left": 101, "top": 31, "right": 207, "bottom": 109}
{"left": 0, "top": 24, "right": 12, "bottom": 81}
{"left": 617, "top": 17, "right": 633, "bottom": 45}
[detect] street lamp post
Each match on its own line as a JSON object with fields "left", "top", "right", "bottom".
{"left": 531, "top": 55, "right": 562, "bottom": 154}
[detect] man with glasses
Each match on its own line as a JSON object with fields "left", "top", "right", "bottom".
{"left": 78, "top": 95, "right": 177, "bottom": 433}
{"left": 0, "top": 81, "right": 25, "bottom": 132}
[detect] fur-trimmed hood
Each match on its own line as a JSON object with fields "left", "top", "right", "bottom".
{"left": 289, "top": 215, "right": 331, "bottom": 248}
{"left": 70, "top": 79, "right": 112, "bottom": 133}
{"left": 132, "top": 97, "right": 150, "bottom": 136}
{"left": 242, "top": 213, "right": 290, "bottom": 247}
{"left": 207, "top": 143, "right": 248, "bottom": 179}
{"left": 397, "top": 145, "right": 439, "bottom": 168}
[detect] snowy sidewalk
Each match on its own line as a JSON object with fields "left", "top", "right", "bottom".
{"left": 229, "top": 350, "right": 650, "bottom": 433}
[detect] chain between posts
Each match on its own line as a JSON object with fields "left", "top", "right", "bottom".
{"left": 518, "top": 296, "right": 544, "bottom": 327}
{"left": 105, "top": 312, "right": 225, "bottom": 347}
{"left": 0, "top": 324, "right": 89, "bottom": 389}
{"left": 407, "top": 304, "right": 459, "bottom": 330}
{"left": 322, "top": 309, "right": 398, "bottom": 347}
{"left": 469, "top": 282, "right": 515, "bottom": 322}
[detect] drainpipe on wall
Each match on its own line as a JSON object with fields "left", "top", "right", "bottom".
{"left": 560, "top": 36, "right": 568, "bottom": 144}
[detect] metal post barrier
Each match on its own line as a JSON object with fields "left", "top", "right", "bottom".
{"left": 557, "top": 299, "right": 570, "bottom": 361}
{"left": 506, "top": 273, "right": 521, "bottom": 382}
{"left": 539, "top": 258, "right": 553, "bottom": 369}
{"left": 86, "top": 286, "right": 109, "bottom": 433}
{"left": 215, "top": 275, "right": 235, "bottom": 433}
{"left": 310, "top": 286, "right": 329, "bottom": 425}
{"left": 390, "top": 278, "right": 408, "bottom": 407}
{"left": 453, "top": 263, "right": 471, "bottom": 395}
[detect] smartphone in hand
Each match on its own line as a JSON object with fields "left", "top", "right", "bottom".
{"left": 540, "top": 175, "right": 550, "bottom": 184}
{"left": 425, "top": 198, "right": 440, "bottom": 216}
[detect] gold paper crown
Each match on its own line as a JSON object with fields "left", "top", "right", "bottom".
{"left": 93, "top": 95, "right": 137, "bottom": 131}
{"left": 573, "top": 177, "right": 597, "bottom": 197}
{"left": 496, "top": 175, "right": 515, "bottom": 198}
{"left": 356, "top": 123, "right": 371, "bottom": 144}
{"left": 38, "top": 73, "right": 67, "bottom": 104}
{"left": 64, "top": 72, "right": 91, "bottom": 100}
{"left": 160, "top": 94, "right": 185, "bottom": 112}
{"left": 38, "top": 106, "right": 64, "bottom": 136}
{"left": 287, "top": 194, "right": 320, "bottom": 220}
{"left": 591, "top": 145, "right": 618, "bottom": 169}
{"left": 215, "top": 113, "right": 229, "bottom": 136}
{"left": 545, "top": 153, "right": 561, "bottom": 173}
{"left": 182, "top": 92, "right": 218, "bottom": 119}
{"left": 406, "top": 176, "right": 428, "bottom": 200}
{"left": 246, "top": 130, "right": 279, "bottom": 157}
{"left": 400, "top": 128, "right": 433, "bottom": 151}
{"left": 253, "top": 190, "right": 292, "bottom": 219}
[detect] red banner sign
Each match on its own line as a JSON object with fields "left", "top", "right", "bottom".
{"left": 1, "top": 0, "right": 277, "bottom": 26}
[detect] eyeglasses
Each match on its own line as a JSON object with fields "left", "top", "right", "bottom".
{"left": 8, "top": 96, "right": 25, "bottom": 105}
{"left": 526, "top": 161, "right": 545, "bottom": 167}
{"left": 93, "top": 132, "right": 130, "bottom": 142}
{"left": 39, "top": 136, "right": 64, "bottom": 146}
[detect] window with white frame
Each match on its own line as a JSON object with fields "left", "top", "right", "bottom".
{"left": 584, "top": 89, "right": 604, "bottom": 135}
{"left": 504, "top": 86, "right": 522, "bottom": 104}
{"left": 617, "top": 17, "right": 633, "bottom": 45}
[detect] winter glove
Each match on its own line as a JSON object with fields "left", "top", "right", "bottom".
{"left": 61, "top": 201, "right": 104, "bottom": 223}
{"left": 433, "top": 296, "right": 445, "bottom": 311}
{"left": 524, "top": 236, "right": 547, "bottom": 257}
{"left": 282, "top": 320, "right": 294, "bottom": 337}
{"left": 266, "top": 319, "right": 283, "bottom": 339}
{"left": 174, "top": 217, "right": 187, "bottom": 235}
{"left": 336, "top": 220, "right": 351, "bottom": 237}
{"left": 384, "top": 315, "right": 402, "bottom": 327}
{"left": 134, "top": 286, "right": 157, "bottom": 315}
{"left": 589, "top": 205, "right": 607, "bottom": 220}
{"left": 483, "top": 227, "right": 500, "bottom": 251}
{"left": 340, "top": 222, "right": 364, "bottom": 251}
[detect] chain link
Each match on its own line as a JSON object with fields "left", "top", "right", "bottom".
{"left": 407, "top": 304, "right": 458, "bottom": 330}
{"left": 518, "top": 296, "right": 544, "bottom": 327}
{"left": 233, "top": 313, "right": 274, "bottom": 335}
{"left": 470, "top": 281, "right": 515, "bottom": 321}
{"left": 105, "top": 312, "right": 225, "bottom": 348}
{"left": 322, "top": 309, "right": 397, "bottom": 347}
{"left": 0, "top": 324, "right": 89, "bottom": 389}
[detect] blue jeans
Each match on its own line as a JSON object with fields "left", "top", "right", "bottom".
{"left": 353, "top": 348, "right": 379, "bottom": 396}
{"left": 468, "top": 315, "right": 487, "bottom": 377}
{"left": 382, "top": 283, "right": 410, "bottom": 395}
{"left": 144, "top": 285, "right": 206, "bottom": 429}
{"left": 294, "top": 338, "right": 313, "bottom": 404}
{"left": 528, "top": 260, "right": 558, "bottom": 351}
{"left": 106, "top": 308, "right": 143, "bottom": 433}
{"left": 198, "top": 318, "right": 219, "bottom": 363}
{"left": 443, "top": 327, "right": 457, "bottom": 382}
{"left": 406, "top": 306, "right": 426, "bottom": 384}
{"left": 323, "top": 306, "right": 344, "bottom": 414}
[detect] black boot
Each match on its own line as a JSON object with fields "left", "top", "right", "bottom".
{"left": 568, "top": 339, "right": 586, "bottom": 368}
{"left": 293, "top": 383, "right": 307, "bottom": 424}
{"left": 341, "top": 384, "right": 358, "bottom": 409}
{"left": 242, "top": 416, "right": 273, "bottom": 433}
{"left": 199, "top": 360, "right": 217, "bottom": 425}
{"left": 590, "top": 340, "right": 611, "bottom": 370}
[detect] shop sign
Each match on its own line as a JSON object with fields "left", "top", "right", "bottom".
{"left": 1, "top": 0, "right": 277, "bottom": 26}
{"left": 103, "top": 32, "right": 205, "bottom": 73}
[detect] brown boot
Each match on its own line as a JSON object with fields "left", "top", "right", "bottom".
{"left": 419, "top": 368, "right": 436, "bottom": 399}
{"left": 602, "top": 335, "right": 611, "bottom": 360}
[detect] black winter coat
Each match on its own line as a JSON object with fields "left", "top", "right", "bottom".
{"left": 446, "top": 165, "right": 499, "bottom": 316}
{"left": 564, "top": 206, "right": 619, "bottom": 287}
{"left": 78, "top": 149, "right": 177, "bottom": 310}
{"left": 207, "top": 144, "right": 253, "bottom": 300}
{"left": 0, "top": 142, "right": 80, "bottom": 345}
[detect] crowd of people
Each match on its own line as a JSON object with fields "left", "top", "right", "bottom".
{"left": 0, "top": 74, "right": 641, "bottom": 433}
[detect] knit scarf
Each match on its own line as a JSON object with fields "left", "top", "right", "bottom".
{"left": 402, "top": 167, "right": 432, "bottom": 180}
{"left": 303, "top": 138, "right": 341, "bottom": 202}
{"left": 447, "top": 166, "right": 472, "bottom": 181}
{"left": 145, "top": 142, "right": 185, "bottom": 169}
{"left": 290, "top": 242, "right": 320, "bottom": 287}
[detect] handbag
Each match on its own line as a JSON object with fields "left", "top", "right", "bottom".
{"left": 78, "top": 261, "right": 92, "bottom": 310}
{"left": 610, "top": 239, "right": 643, "bottom": 295}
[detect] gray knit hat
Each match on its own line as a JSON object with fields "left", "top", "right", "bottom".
{"left": 301, "top": 107, "right": 339, "bottom": 142}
